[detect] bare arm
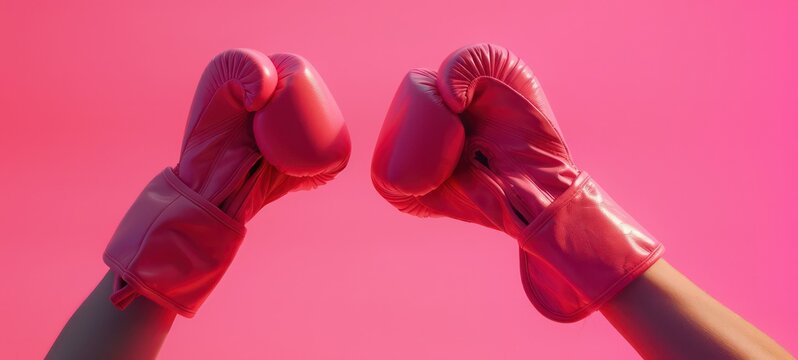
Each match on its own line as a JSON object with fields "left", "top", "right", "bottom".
{"left": 46, "top": 271, "right": 177, "bottom": 360}
{"left": 601, "top": 259, "right": 793, "bottom": 359}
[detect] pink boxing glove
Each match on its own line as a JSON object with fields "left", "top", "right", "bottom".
{"left": 372, "top": 44, "right": 663, "bottom": 322}
{"left": 104, "top": 49, "right": 350, "bottom": 317}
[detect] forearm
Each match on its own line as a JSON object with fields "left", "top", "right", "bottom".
{"left": 46, "top": 271, "right": 177, "bottom": 360}
{"left": 600, "top": 259, "right": 793, "bottom": 359}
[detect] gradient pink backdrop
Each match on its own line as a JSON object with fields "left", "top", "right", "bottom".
{"left": 1, "top": 0, "right": 796, "bottom": 358}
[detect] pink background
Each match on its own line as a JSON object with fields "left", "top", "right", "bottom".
{"left": 1, "top": 0, "right": 796, "bottom": 358}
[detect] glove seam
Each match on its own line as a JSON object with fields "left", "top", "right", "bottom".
{"left": 456, "top": 75, "right": 574, "bottom": 165}
{"left": 162, "top": 168, "right": 245, "bottom": 235}
{"left": 519, "top": 172, "right": 590, "bottom": 249}
{"left": 183, "top": 110, "right": 248, "bottom": 155}
{"left": 103, "top": 253, "right": 197, "bottom": 317}
{"left": 464, "top": 163, "right": 519, "bottom": 232}
{"left": 196, "top": 116, "right": 247, "bottom": 199}
{"left": 466, "top": 139, "right": 555, "bottom": 225}
{"left": 204, "top": 121, "right": 255, "bottom": 204}
{"left": 522, "top": 242, "right": 664, "bottom": 321}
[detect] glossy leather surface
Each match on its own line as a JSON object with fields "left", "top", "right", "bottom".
{"left": 104, "top": 49, "right": 351, "bottom": 317}
{"left": 104, "top": 169, "right": 246, "bottom": 317}
{"left": 372, "top": 43, "right": 663, "bottom": 322}
{"left": 519, "top": 173, "right": 663, "bottom": 322}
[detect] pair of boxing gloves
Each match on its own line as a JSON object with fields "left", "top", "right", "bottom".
{"left": 104, "top": 44, "right": 663, "bottom": 323}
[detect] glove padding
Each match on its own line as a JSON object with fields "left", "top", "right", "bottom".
{"left": 104, "top": 49, "right": 351, "bottom": 317}
{"left": 372, "top": 43, "right": 662, "bottom": 322}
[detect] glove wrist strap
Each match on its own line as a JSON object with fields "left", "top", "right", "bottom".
{"left": 518, "top": 172, "right": 664, "bottom": 322}
{"left": 103, "top": 168, "right": 246, "bottom": 317}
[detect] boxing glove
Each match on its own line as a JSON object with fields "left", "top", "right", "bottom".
{"left": 104, "top": 49, "right": 350, "bottom": 317}
{"left": 372, "top": 44, "right": 663, "bottom": 322}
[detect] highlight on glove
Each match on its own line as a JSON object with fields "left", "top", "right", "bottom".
{"left": 371, "top": 43, "right": 662, "bottom": 322}
{"left": 104, "top": 48, "right": 351, "bottom": 317}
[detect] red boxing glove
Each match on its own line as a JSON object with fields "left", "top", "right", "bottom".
{"left": 372, "top": 44, "right": 663, "bottom": 322}
{"left": 104, "top": 49, "right": 350, "bottom": 317}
